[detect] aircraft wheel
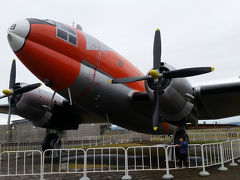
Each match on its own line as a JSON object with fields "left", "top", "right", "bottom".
{"left": 42, "top": 133, "right": 61, "bottom": 155}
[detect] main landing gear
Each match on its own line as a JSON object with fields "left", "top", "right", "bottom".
{"left": 169, "top": 127, "right": 189, "bottom": 163}
{"left": 172, "top": 127, "right": 189, "bottom": 145}
{"left": 42, "top": 130, "right": 62, "bottom": 156}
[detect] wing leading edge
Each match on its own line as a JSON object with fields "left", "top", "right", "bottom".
{"left": 194, "top": 82, "right": 240, "bottom": 119}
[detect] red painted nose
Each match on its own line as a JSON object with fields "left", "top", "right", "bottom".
{"left": 8, "top": 19, "right": 81, "bottom": 91}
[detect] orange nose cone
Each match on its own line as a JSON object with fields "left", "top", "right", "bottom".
{"left": 15, "top": 40, "right": 80, "bottom": 91}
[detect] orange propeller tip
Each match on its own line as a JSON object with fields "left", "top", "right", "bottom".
{"left": 153, "top": 127, "right": 158, "bottom": 131}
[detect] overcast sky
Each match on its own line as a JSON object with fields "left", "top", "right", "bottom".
{"left": 1, "top": 0, "right": 240, "bottom": 124}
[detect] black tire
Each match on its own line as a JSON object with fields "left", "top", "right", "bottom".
{"left": 174, "top": 129, "right": 189, "bottom": 145}
{"left": 42, "top": 133, "right": 60, "bottom": 152}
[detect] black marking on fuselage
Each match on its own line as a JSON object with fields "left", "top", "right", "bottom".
{"left": 13, "top": 20, "right": 31, "bottom": 52}
{"left": 27, "top": 18, "right": 56, "bottom": 26}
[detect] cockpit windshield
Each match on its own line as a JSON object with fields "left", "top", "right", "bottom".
{"left": 42, "top": 19, "right": 56, "bottom": 26}
{"left": 56, "top": 22, "right": 77, "bottom": 46}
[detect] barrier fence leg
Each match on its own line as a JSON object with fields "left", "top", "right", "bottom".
{"left": 0, "top": 144, "right": 1, "bottom": 161}
{"left": 229, "top": 141, "right": 238, "bottom": 167}
{"left": 80, "top": 151, "right": 90, "bottom": 180}
{"left": 40, "top": 152, "right": 45, "bottom": 180}
{"left": 162, "top": 147, "right": 174, "bottom": 180}
{"left": 122, "top": 149, "right": 132, "bottom": 180}
{"left": 236, "top": 140, "right": 240, "bottom": 163}
{"left": 218, "top": 144, "right": 228, "bottom": 171}
{"left": 199, "top": 145, "right": 210, "bottom": 176}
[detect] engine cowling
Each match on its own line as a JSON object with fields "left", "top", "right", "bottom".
{"left": 13, "top": 83, "right": 63, "bottom": 127}
{"left": 144, "top": 63, "right": 194, "bottom": 122}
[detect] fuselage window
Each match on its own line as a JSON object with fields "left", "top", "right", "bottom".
{"left": 56, "top": 22, "right": 78, "bottom": 46}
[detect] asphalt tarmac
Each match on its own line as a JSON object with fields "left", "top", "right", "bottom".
{"left": 1, "top": 163, "right": 240, "bottom": 180}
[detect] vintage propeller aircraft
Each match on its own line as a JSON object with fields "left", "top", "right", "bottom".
{"left": 1, "top": 18, "right": 240, "bottom": 150}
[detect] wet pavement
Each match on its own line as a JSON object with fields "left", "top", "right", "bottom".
{"left": 1, "top": 164, "right": 240, "bottom": 180}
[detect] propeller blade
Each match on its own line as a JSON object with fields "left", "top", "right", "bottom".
{"left": 153, "top": 82, "right": 159, "bottom": 131}
{"left": 14, "top": 83, "right": 42, "bottom": 94}
{"left": 6, "top": 97, "right": 11, "bottom": 134}
{"left": 163, "top": 67, "right": 214, "bottom": 79}
{"left": 0, "top": 95, "right": 7, "bottom": 100}
{"left": 153, "top": 29, "right": 161, "bottom": 70}
{"left": 111, "top": 76, "right": 150, "bottom": 84}
{"left": 9, "top": 59, "right": 16, "bottom": 89}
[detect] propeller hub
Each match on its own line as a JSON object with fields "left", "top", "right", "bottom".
{"left": 2, "top": 89, "right": 13, "bottom": 96}
{"left": 149, "top": 70, "right": 160, "bottom": 79}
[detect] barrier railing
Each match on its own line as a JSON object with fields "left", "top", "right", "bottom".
{"left": 1, "top": 139, "right": 240, "bottom": 180}
{"left": 2, "top": 132, "right": 240, "bottom": 153}
{"left": 126, "top": 145, "right": 166, "bottom": 171}
{"left": 0, "top": 150, "right": 43, "bottom": 179}
{"left": 42, "top": 148, "right": 85, "bottom": 176}
{"left": 188, "top": 132, "right": 239, "bottom": 141}
{"left": 86, "top": 147, "right": 126, "bottom": 173}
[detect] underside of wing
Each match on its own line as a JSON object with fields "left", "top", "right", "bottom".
{"left": 0, "top": 104, "right": 9, "bottom": 114}
{"left": 194, "top": 82, "right": 240, "bottom": 119}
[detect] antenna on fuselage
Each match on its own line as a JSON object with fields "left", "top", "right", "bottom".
{"left": 72, "top": 21, "right": 75, "bottom": 28}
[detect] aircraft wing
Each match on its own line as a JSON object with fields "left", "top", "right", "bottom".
{"left": 194, "top": 82, "right": 240, "bottom": 119}
{"left": 0, "top": 104, "right": 9, "bottom": 114}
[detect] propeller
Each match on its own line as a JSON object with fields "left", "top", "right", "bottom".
{"left": 0, "top": 59, "right": 42, "bottom": 133}
{"left": 111, "top": 29, "right": 214, "bottom": 131}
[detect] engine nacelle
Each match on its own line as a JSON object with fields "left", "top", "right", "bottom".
{"left": 145, "top": 63, "right": 194, "bottom": 122}
{"left": 13, "top": 83, "right": 63, "bottom": 127}
{"left": 154, "top": 121, "right": 176, "bottom": 135}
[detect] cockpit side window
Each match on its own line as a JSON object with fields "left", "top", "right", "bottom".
{"left": 56, "top": 22, "right": 78, "bottom": 46}
{"left": 66, "top": 26, "right": 76, "bottom": 35}
{"left": 57, "top": 29, "right": 68, "bottom": 41}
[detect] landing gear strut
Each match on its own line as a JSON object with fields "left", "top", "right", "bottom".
{"left": 169, "top": 127, "right": 189, "bottom": 162}
{"left": 42, "top": 130, "right": 62, "bottom": 156}
{"left": 172, "top": 127, "right": 189, "bottom": 145}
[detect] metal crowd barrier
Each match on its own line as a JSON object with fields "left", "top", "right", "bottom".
{"left": 43, "top": 148, "right": 85, "bottom": 177}
{"left": 0, "top": 133, "right": 157, "bottom": 153}
{"left": 2, "top": 132, "right": 240, "bottom": 153}
{"left": 1, "top": 139, "right": 240, "bottom": 179}
{"left": 0, "top": 150, "right": 43, "bottom": 179}
{"left": 187, "top": 132, "right": 239, "bottom": 141}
